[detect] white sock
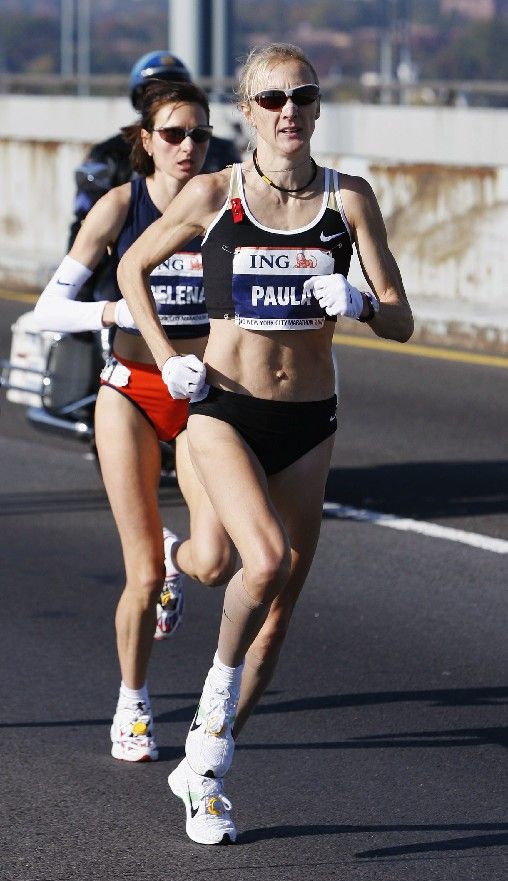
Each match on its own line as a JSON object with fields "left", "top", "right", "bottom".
{"left": 163, "top": 527, "right": 180, "bottom": 577}
{"left": 184, "top": 757, "right": 209, "bottom": 784}
{"left": 212, "top": 651, "right": 244, "bottom": 689}
{"left": 119, "top": 681, "right": 149, "bottom": 708}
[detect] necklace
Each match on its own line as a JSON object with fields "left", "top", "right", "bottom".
{"left": 252, "top": 149, "right": 317, "bottom": 193}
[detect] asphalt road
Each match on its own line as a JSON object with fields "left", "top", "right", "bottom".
{"left": 1, "top": 297, "right": 507, "bottom": 880}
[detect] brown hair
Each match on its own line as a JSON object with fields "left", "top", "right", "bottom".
{"left": 121, "top": 79, "right": 210, "bottom": 176}
{"left": 237, "top": 43, "right": 319, "bottom": 105}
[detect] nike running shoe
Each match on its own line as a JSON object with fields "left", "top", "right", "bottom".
{"left": 154, "top": 527, "right": 184, "bottom": 640}
{"left": 168, "top": 758, "right": 236, "bottom": 845}
{"left": 185, "top": 668, "right": 238, "bottom": 778}
{"left": 110, "top": 700, "right": 159, "bottom": 762}
{"left": 154, "top": 573, "right": 184, "bottom": 640}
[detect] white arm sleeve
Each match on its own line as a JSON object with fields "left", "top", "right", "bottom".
{"left": 33, "top": 255, "right": 108, "bottom": 332}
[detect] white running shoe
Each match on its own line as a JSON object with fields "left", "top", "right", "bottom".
{"left": 185, "top": 668, "right": 238, "bottom": 778}
{"left": 110, "top": 700, "right": 159, "bottom": 762}
{"left": 154, "top": 528, "right": 184, "bottom": 641}
{"left": 154, "top": 573, "right": 184, "bottom": 640}
{"left": 168, "top": 758, "right": 236, "bottom": 845}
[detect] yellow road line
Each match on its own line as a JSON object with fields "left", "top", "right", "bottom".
{"left": 333, "top": 333, "right": 508, "bottom": 369}
{"left": 0, "top": 290, "right": 39, "bottom": 305}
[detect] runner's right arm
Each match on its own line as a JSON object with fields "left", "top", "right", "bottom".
{"left": 33, "top": 186, "right": 134, "bottom": 333}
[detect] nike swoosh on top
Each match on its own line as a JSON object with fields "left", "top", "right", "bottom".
{"left": 56, "top": 279, "right": 75, "bottom": 286}
{"left": 319, "top": 231, "right": 346, "bottom": 243}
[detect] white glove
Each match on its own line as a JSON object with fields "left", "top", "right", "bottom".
{"left": 114, "top": 298, "right": 137, "bottom": 330}
{"left": 303, "top": 273, "right": 365, "bottom": 319}
{"left": 161, "top": 355, "right": 209, "bottom": 402}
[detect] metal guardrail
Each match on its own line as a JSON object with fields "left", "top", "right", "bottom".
{"left": 1, "top": 73, "right": 507, "bottom": 104}
{"left": 0, "top": 358, "right": 45, "bottom": 393}
{"left": 0, "top": 73, "right": 233, "bottom": 96}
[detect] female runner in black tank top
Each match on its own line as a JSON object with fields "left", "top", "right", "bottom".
{"left": 118, "top": 43, "right": 413, "bottom": 844}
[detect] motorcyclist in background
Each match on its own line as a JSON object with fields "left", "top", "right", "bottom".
{"left": 69, "top": 50, "right": 242, "bottom": 303}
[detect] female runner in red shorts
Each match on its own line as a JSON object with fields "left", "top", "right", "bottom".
{"left": 34, "top": 80, "right": 235, "bottom": 762}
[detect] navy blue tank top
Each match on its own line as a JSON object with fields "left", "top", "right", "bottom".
{"left": 201, "top": 165, "right": 353, "bottom": 330}
{"left": 114, "top": 177, "right": 209, "bottom": 339}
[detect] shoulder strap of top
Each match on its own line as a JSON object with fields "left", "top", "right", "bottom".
{"left": 228, "top": 164, "right": 245, "bottom": 223}
{"left": 124, "top": 177, "right": 137, "bottom": 220}
{"left": 134, "top": 176, "right": 150, "bottom": 209}
{"left": 325, "top": 168, "right": 353, "bottom": 241}
{"left": 325, "top": 168, "right": 339, "bottom": 213}
{"left": 228, "top": 164, "right": 242, "bottom": 203}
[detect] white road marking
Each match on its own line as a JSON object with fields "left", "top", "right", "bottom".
{"left": 322, "top": 502, "right": 508, "bottom": 555}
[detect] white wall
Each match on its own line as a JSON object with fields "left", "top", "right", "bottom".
{"left": 312, "top": 104, "right": 508, "bottom": 167}
{"left": 3, "top": 95, "right": 507, "bottom": 164}
{"left": 0, "top": 95, "right": 245, "bottom": 285}
{"left": 1, "top": 96, "right": 507, "bottom": 350}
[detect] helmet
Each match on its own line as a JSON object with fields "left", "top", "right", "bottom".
{"left": 129, "top": 51, "right": 191, "bottom": 109}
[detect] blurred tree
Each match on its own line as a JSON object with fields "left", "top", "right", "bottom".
{"left": 1, "top": 13, "right": 58, "bottom": 72}
{"left": 1, "top": 0, "right": 507, "bottom": 91}
{"left": 430, "top": 20, "right": 508, "bottom": 79}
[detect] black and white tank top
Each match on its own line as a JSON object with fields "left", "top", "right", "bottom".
{"left": 201, "top": 163, "right": 353, "bottom": 330}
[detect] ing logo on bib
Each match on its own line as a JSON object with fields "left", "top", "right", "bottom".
{"left": 151, "top": 251, "right": 203, "bottom": 276}
{"left": 232, "top": 246, "right": 334, "bottom": 330}
{"left": 150, "top": 250, "right": 207, "bottom": 326}
{"left": 294, "top": 253, "right": 317, "bottom": 270}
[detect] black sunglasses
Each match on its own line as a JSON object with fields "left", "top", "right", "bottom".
{"left": 153, "top": 125, "right": 213, "bottom": 144}
{"left": 250, "top": 84, "right": 320, "bottom": 111}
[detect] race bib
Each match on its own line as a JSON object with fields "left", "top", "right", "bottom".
{"left": 232, "top": 246, "right": 334, "bottom": 330}
{"left": 150, "top": 251, "right": 208, "bottom": 326}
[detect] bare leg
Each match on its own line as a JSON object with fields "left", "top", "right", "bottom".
{"left": 233, "top": 434, "right": 334, "bottom": 736}
{"left": 174, "top": 430, "right": 236, "bottom": 586}
{"left": 95, "top": 386, "right": 164, "bottom": 689}
{"left": 187, "top": 415, "right": 294, "bottom": 667}
{"left": 183, "top": 416, "right": 334, "bottom": 780}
